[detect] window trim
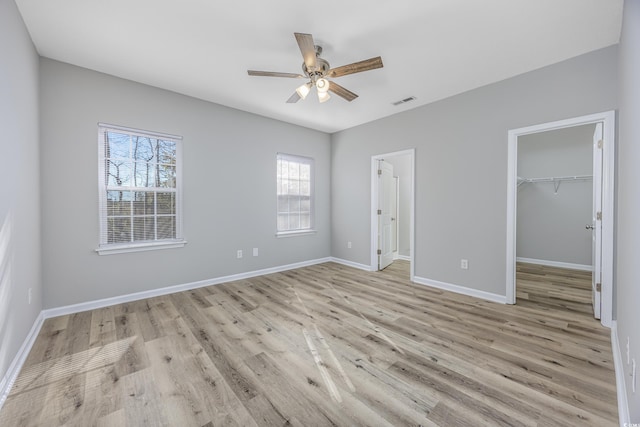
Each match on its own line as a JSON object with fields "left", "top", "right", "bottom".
{"left": 96, "top": 123, "right": 185, "bottom": 255}
{"left": 276, "top": 152, "right": 316, "bottom": 237}
{"left": 95, "top": 240, "right": 186, "bottom": 255}
{"left": 276, "top": 229, "right": 317, "bottom": 238}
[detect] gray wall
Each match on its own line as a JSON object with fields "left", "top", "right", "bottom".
{"left": 0, "top": 0, "right": 42, "bottom": 388}
{"left": 39, "top": 59, "right": 331, "bottom": 309}
{"left": 331, "top": 46, "right": 617, "bottom": 297}
{"left": 616, "top": 0, "right": 640, "bottom": 420}
{"left": 385, "top": 155, "right": 411, "bottom": 258}
{"left": 517, "top": 125, "right": 594, "bottom": 266}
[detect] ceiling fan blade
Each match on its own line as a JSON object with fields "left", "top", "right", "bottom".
{"left": 248, "top": 70, "right": 305, "bottom": 78}
{"left": 328, "top": 56, "right": 383, "bottom": 78}
{"left": 286, "top": 92, "right": 301, "bottom": 103}
{"left": 294, "top": 32, "right": 317, "bottom": 70}
{"left": 328, "top": 81, "right": 358, "bottom": 102}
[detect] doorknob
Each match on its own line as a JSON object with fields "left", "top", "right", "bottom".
{"left": 391, "top": 217, "right": 396, "bottom": 221}
{"left": 585, "top": 224, "right": 594, "bottom": 230}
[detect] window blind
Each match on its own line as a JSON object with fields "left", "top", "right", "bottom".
{"left": 276, "top": 153, "right": 314, "bottom": 233}
{"left": 98, "top": 124, "right": 183, "bottom": 250}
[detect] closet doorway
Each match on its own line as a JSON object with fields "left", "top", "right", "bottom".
{"left": 506, "top": 111, "right": 615, "bottom": 328}
{"left": 370, "top": 149, "right": 415, "bottom": 279}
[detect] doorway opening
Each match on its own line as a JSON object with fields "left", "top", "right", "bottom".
{"left": 506, "top": 111, "right": 615, "bottom": 328}
{"left": 370, "top": 149, "right": 415, "bottom": 280}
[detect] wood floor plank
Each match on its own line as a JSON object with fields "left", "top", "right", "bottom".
{"left": 96, "top": 408, "right": 126, "bottom": 427}
{"left": 112, "top": 313, "right": 150, "bottom": 379}
{"left": 145, "top": 333, "right": 257, "bottom": 426}
{"left": 80, "top": 363, "right": 123, "bottom": 424}
{"left": 121, "top": 368, "right": 170, "bottom": 426}
{"left": 88, "top": 306, "right": 117, "bottom": 349}
{"left": 23, "top": 315, "right": 69, "bottom": 367}
{"left": 37, "top": 367, "right": 86, "bottom": 426}
{"left": 243, "top": 351, "right": 344, "bottom": 425}
{"left": 0, "top": 261, "right": 618, "bottom": 426}
{"left": 169, "top": 291, "right": 262, "bottom": 404}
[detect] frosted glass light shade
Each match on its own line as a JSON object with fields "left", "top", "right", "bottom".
{"left": 317, "top": 90, "right": 331, "bottom": 103}
{"left": 296, "top": 83, "right": 311, "bottom": 100}
{"left": 316, "top": 78, "right": 330, "bottom": 93}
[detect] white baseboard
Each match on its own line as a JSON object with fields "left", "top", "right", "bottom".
{"left": 43, "top": 257, "right": 333, "bottom": 319}
{"left": 0, "top": 311, "right": 44, "bottom": 410}
{"left": 516, "top": 257, "right": 592, "bottom": 272}
{"left": 394, "top": 255, "right": 411, "bottom": 261}
{"left": 329, "top": 257, "right": 374, "bottom": 272}
{"left": 611, "top": 321, "right": 630, "bottom": 426}
{"left": 413, "top": 276, "right": 507, "bottom": 304}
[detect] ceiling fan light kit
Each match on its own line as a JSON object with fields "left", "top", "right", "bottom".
{"left": 316, "top": 78, "right": 329, "bottom": 93}
{"left": 296, "top": 82, "right": 312, "bottom": 100}
{"left": 248, "top": 32, "right": 383, "bottom": 104}
{"left": 318, "top": 91, "right": 331, "bottom": 103}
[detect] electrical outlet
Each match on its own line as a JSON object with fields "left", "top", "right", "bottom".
{"left": 237, "top": 250, "right": 243, "bottom": 259}
{"left": 253, "top": 248, "right": 258, "bottom": 257}
{"left": 632, "top": 359, "right": 637, "bottom": 393}
{"left": 28, "top": 288, "right": 32, "bottom": 305}
{"left": 627, "top": 337, "right": 631, "bottom": 364}
{"left": 347, "top": 241, "right": 352, "bottom": 249}
{"left": 460, "top": 259, "right": 468, "bottom": 270}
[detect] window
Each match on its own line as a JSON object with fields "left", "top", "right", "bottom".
{"left": 276, "top": 153, "right": 315, "bottom": 235}
{"left": 97, "top": 124, "right": 184, "bottom": 254}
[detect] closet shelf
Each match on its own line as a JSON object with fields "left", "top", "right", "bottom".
{"left": 517, "top": 175, "right": 592, "bottom": 193}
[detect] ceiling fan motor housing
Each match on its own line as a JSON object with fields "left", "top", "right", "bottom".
{"left": 303, "top": 46, "right": 331, "bottom": 81}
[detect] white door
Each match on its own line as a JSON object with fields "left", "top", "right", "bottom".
{"left": 591, "top": 122, "right": 603, "bottom": 319}
{"left": 391, "top": 177, "right": 398, "bottom": 254}
{"left": 378, "top": 161, "right": 394, "bottom": 270}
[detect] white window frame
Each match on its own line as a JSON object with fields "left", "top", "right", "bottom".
{"left": 276, "top": 153, "right": 316, "bottom": 237}
{"left": 96, "top": 123, "right": 185, "bottom": 255}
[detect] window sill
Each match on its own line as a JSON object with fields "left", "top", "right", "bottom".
{"left": 96, "top": 240, "right": 186, "bottom": 255}
{"left": 276, "top": 230, "right": 317, "bottom": 238}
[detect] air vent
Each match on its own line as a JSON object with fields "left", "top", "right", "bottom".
{"left": 392, "top": 96, "right": 417, "bottom": 106}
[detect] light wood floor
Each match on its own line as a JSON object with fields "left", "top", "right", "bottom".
{"left": 0, "top": 261, "right": 617, "bottom": 426}
{"left": 516, "top": 262, "right": 595, "bottom": 315}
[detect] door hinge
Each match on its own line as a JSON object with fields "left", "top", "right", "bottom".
{"left": 597, "top": 211, "right": 602, "bottom": 221}
{"left": 378, "top": 169, "right": 382, "bottom": 175}
{"left": 377, "top": 249, "right": 382, "bottom": 255}
{"left": 377, "top": 209, "right": 382, "bottom": 215}
{"left": 597, "top": 139, "right": 603, "bottom": 149}
{"left": 596, "top": 283, "right": 602, "bottom": 292}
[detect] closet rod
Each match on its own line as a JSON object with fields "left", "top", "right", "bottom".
{"left": 520, "top": 174, "right": 592, "bottom": 183}
{"left": 517, "top": 175, "right": 592, "bottom": 193}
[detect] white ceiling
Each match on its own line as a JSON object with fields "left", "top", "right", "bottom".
{"left": 15, "top": 0, "right": 623, "bottom": 134}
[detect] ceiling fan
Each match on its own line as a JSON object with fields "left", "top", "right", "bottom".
{"left": 248, "top": 32, "right": 383, "bottom": 104}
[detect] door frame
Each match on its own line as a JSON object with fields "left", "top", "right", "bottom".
{"left": 506, "top": 111, "right": 615, "bottom": 327}
{"left": 371, "top": 149, "right": 415, "bottom": 280}
{"left": 393, "top": 175, "right": 400, "bottom": 257}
